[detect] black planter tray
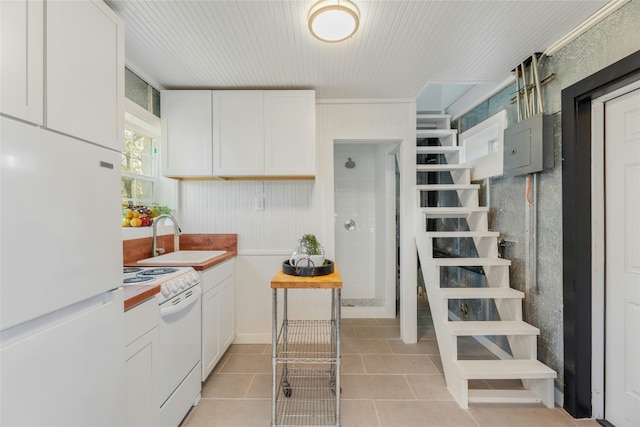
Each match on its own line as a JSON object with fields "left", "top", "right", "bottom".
{"left": 282, "top": 259, "right": 335, "bottom": 277}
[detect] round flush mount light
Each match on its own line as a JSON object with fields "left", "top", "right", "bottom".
{"left": 308, "top": 0, "right": 360, "bottom": 43}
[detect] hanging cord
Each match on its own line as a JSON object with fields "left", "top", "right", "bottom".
{"left": 526, "top": 174, "right": 534, "bottom": 206}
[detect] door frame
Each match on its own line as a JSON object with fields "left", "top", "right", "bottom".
{"left": 561, "top": 49, "right": 640, "bottom": 419}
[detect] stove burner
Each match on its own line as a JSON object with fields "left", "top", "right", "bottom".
{"left": 123, "top": 276, "right": 155, "bottom": 284}
{"left": 123, "top": 267, "right": 143, "bottom": 274}
{"left": 137, "top": 267, "right": 179, "bottom": 276}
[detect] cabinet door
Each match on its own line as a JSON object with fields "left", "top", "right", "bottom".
{"left": 46, "top": 0, "right": 124, "bottom": 151}
{"left": 0, "top": 0, "right": 44, "bottom": 125}
{"left": 213, "top": 91, "right": 264, "bottom": 176}
{"left": 219, "top": 275, "right": 236, "bottom": 351}
{"left": 162, "top": 90, "right": 213, "bottom": 177}
{"left": 264, "top": 90, "right": 316, "bottom": 176}
{"left": 202, "top": 287, "right": 221, "bottom": 381}
{"left": 125, "top": 298, "right": 159, "bottom": 427}
{"left": 125, "top": 331, "right": 158, "bottom": 427}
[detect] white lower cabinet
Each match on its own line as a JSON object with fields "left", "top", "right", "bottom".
{"left": 201, "top": 259, "right": 236, "bottom": 381}
{"left": 125, "top": 297, "right": 160, "bottom": 427}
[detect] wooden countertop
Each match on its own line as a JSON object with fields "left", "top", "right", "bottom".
{"left": 132, "top": 250, "right": 236, "bottom": 271}
{"left": 271, "top": 266, "right": 342, "bottom": 289}
{"left": 123, "top": 284, "right": 160, "bottom": 311}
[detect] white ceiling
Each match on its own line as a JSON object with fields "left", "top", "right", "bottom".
{"left": 106, "top": 0, "right": 610, "bottom": 103}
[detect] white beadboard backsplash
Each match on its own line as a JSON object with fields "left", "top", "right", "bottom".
{"left": 180, "top": 179, "right": 329, "bottom": 343}
{"left": 179, "top": 179, "right": 323, "bottom": 253}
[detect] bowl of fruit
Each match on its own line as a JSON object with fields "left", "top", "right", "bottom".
{"left": 122, "top": 206, "right": 155, "bottom": 227}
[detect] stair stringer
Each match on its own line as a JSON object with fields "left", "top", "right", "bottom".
{"left": 415, "top": 231, "right": 468, "bottom": 407}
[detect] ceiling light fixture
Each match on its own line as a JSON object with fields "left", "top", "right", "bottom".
{"left": 308, "top": 0, "right": 360, "bottom": 43}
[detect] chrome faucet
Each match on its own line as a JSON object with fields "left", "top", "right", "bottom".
{"left": 152, "top": 214, "right": 181, "bottom": 256}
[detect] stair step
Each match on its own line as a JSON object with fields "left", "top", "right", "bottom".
{"left": 417, "top": 184, "right": 479, "bottom": 191}
{"left": 417, "top": 129, "right": 457, "bottom": 138}
{"left": 447, "top": 320, "right": 539, "bottom": 336}
{"left": 437, "top": 287, "right": 524, "bottom": 300}
{"left": 416, "top": 146, "right": 462, "bottom": 155}
{"left": 456, "top": 359, "right": 557, "bottom": 380}
{"left": 421, "top": 207, "right": 488, "bottom": 218}
{"left": 432, "top": 258, "right": 511, "bottom": 267}
{"left": 417, "top": 114, "right": 451, "bottom": 130}
{"left": 416, "top": 164, "right": 471, "bottom": 171}
{"left": 424, "top": 231, "right": 499, "bottom": 238}
{"left": 417, "top": 113, "right": 450, "bottom": 121}
{"left": 468, "top": 389, "right": 547, "bottom": 404}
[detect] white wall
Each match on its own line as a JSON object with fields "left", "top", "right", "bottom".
{"left": 179, "top": 179, "right": 329, "bottom": 343}
{"left": 334, "top": 143, "right": 377, "bottom": 300}
{"left": 316, "top": 100, "right": 417, "bottom": 342}
{"left": 178, "top": 100, "right": 417, "bottom": 343}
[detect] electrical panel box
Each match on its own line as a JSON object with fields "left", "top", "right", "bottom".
{"left": 503, "top": 114, "right": 554, "bottom": 177}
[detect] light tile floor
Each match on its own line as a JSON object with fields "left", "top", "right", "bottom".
{"left": 180, "top": 296, "right": 601, "bottom": 427}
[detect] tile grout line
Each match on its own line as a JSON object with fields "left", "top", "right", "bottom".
{"left": 243, "top": 373, "right": 257, "bottom": 399}
{"left": 372, "top": 399, "right": 383, "bottom": 427}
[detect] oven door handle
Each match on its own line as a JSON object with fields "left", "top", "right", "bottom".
{"left": 160, "top": 286, "right": 202, "bottom": 318}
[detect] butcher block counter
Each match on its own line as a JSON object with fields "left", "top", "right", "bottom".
{"left": 270, "top": 266, "right": 342, "bottom": 289}
{"left": 122, "top": 233, "right": 237, "bottom": 310}
{"left": 123, "top": 284, "right": 160, "bottom": 311}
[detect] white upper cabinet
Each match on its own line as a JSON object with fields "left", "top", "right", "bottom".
{"left": 46, "top": 0, "right": 124, "bottom": 152}
{"left": 212, "top": 91, "right": 264, "bottom": 176}
{"left": 264, "top": 91, "right": 316, "bottom": 176}
{"left": 0, "top": 0, "right": 44, "bottom": 125}
{"left": 161, "top": 90, "right": 214, "bottom": 177}
{"left": 0, "top": 0, "right": 124, "bottom": 152}
{"left": 162, "top": 90, "right": 316, "bottom": 178}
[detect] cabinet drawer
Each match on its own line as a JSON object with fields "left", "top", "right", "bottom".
{"left": 125, "top": 296, "right": 159, "bottom": 346}
{"left": 201, "top": 258, "right": 235, "bottom": 293}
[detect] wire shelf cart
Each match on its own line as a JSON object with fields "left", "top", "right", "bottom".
{"left": 271, "top": 267, "right": 342, "bottom": 427}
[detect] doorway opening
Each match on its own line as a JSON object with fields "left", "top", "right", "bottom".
{"left": 334, "top": 141, "right": 399, "bottom": 318}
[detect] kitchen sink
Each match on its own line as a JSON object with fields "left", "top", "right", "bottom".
{"left": 137, "top": 250, "right": 227, "bottom": 265}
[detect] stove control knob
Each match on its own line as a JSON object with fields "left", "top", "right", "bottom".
{"left": 162, "top": 286, "right": 171, "bottom": 298}
{"left": 179, "top": 278, "right": 186, "bottom": 289}
{"left": 171, "top": 282, "right": 179, "bottom": 293}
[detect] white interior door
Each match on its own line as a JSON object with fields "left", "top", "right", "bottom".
{"left": 604, "top": 87, "right": 640, "bottom": 427}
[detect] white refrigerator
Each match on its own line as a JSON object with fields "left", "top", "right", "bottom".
{"left": 0, "top": 117, "right": 125, "bottom": 426}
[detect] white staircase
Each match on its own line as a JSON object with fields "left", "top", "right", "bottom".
{"left": 414, "top": 113, "right": 556, "bottom": 409}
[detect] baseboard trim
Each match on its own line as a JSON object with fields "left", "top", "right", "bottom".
{"left": 233, "top": 333, "right": 271, "bottom": 344}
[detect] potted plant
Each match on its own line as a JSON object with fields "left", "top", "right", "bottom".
{"left": 291, "top": 234, "right": 325, "bottom": 267}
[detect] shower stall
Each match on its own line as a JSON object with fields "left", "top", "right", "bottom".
{"left": 334, "top": 142, "right": 398, "bottom": 318}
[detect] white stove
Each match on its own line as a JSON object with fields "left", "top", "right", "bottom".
{"left": 123, "top": 265, "right": 202, "bottom": 426}
{"left": 122, "top": 266, "right": 200, "bottom": 304}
